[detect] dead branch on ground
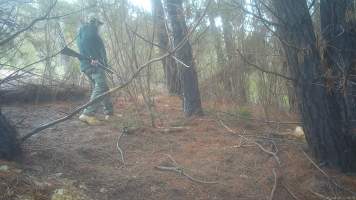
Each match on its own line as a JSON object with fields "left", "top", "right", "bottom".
{"left": 116, "top": 128, "right": 125, "bottom": 165}
{"left": 281, "top": 182, "right": 300, "bottom": 200}
{"left": 302, "top": 150, "right": 356, "bottom": 196}
{"left": 218, "top": 119, "right": 281, "bottom": 165}
{"left": 269, "top": 168, "right": 278, "bottom": 200}
{"left": 155, "top": 154, "right": 218, "bottom": 184}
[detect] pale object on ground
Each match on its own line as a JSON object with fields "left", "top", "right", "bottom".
{"left": 0, "top": 165, "right": 9, "bottom": 172}
{"left": 293, "top": 126, "right": 305, "bottom": 138}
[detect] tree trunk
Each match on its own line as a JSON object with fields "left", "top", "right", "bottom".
{"left": 0, "top": 110, "right": 20, "bottom": 160}
{"left": 271, "top": 0, "right": 356, "bottom": 171}
{"left": 152, "top": 0, "right": 181, "bottom": 95}
{"left": 166, "top": 0, "right": 203, "bottom": 117}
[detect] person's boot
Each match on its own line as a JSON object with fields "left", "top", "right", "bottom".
{"left": 79, "top": 114, "right": 102, "bottom": 125}
{"left": 104, "top": 114, "right": 114, "bottom": 121}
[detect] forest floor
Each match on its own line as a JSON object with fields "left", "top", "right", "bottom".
{"left": 1, "top": 94, "right": 356, "bottom": 200}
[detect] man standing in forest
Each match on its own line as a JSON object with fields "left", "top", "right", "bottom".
{"left": 77, "top": 15, "right": 113, "bottom": 125}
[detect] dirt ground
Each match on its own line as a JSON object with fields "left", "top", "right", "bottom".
{"left": 1, "top": 95, "right": 356, "bottom": 200}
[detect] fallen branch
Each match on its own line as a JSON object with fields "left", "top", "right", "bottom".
{"left": 155, "top": 154, "right": 218, "bottom": 184}
{"left": 309, "top": 189, "right": 331, "bottom": 199}
{"left": 219, "top": 120, "right": 281, "bottom": 165}
{"left": 116, "top": 129, "right": 125, "bottom": 165}
{"left": 302, "top": 150, "right": 356, "bottom": 196}
{"left": 269, "top": 168, "right": 278, "bottom": 200}
{"left": 255, "top": 141, "right": 281, "bottom": 165}
{"left": 281, "top": 182, "right": 300, "bottom": 200}
{"left": 157, "top": 126, "right": 189, "bottom": 133}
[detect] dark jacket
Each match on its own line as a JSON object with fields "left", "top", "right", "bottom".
{"left": 77, "top": 23, "right": 107, "bottom": 72}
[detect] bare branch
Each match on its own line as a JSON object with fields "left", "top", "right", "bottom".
{"left": 269, "top": 168, "right": 278, "bottom": 200}
{"left": 155, "top": 154, "right": 218, "bottom": 184}
{"left": 218, "top": 119, "right": 281, "bottom": 165}
{"left": 236, "top": 49, "right": 294, "bottom": 81}
{"left": 229, "top": 0, "right": 280, "bottom": 27}
{"left": 0, "top": 0, "right": 58, "bottom": 46}
{"left": 302, "top": 150, "right": 356, "bottom": 196}
{"left": 116, "top": 129, "right": 125, "bottom": 165}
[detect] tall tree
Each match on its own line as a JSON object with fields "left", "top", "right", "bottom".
{"left": 152, "top": 0, "right": 181, "bottom": 95}
{"left": 320, "top": 0, "right": 356, "bottom": 123}
{"left": 270, "top": 0, "right": 356, "bottom": 171}
{"left": 166, "top": 0, "right": 203, "bottom": 116}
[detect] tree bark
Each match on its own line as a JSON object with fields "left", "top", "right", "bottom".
{"left": 152, "top": 0, "right": 181, "bottom": 95}
{"left": 271, "top": 0, "right": 356, "bottom": 171}
{"left": 320, "top": 0, "right": 356, "bottom": 124}
{"left": 166, "top": 0, "right": 203, "bottom": 117}
{"left": 0, "top": 110, "right": 20, "bottom": 160}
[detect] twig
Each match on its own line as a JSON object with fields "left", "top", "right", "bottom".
{"left": 281, "top": 182, "right": 300, "bottom": 200}
{"left": 236, "top": 49, "right": 294, "bottom": 81}
{"left": 219, "top": 119, "right": 281, "bottom": 165}
{"left": 116, "top": 130, "right": 125, "bottom": 165}
{"left": 309, "top": 189, "right": 331, "bottom": 200}
{"left": 269, "top": 168, "right": 278, "bottom": 200}
{"left": 155, "top": 154, "right": 218, "bottom": 184}
{"left": 255, "top": 141, "right": 281, "bottom": 165}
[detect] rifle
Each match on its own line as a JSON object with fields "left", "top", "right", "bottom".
{"left": 60, "top": 47, "right": 114, "bottom": 74}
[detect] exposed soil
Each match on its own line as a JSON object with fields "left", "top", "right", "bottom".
{"left": 1, "top": 95, "right": 356, "bottom": 200}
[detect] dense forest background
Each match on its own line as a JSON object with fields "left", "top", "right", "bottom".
{"left": 1, "top": 0, "right": 356, "bottom": 172}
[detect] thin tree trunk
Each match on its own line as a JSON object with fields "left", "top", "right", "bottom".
{"left": 0, "top": 110, "right": 20, "bottom": 159}
{"left": 152, "top": 0, "right": 181, "bottom": 95}
{"left": 166, "top": 0, "right": 203, "bottom": 117}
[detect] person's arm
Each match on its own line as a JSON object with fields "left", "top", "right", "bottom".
{"left": 97, "top": 36, "right": 108, "bottom": 66}
{"left": 77, "top": 27, "right": 91, "bottom": 68}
